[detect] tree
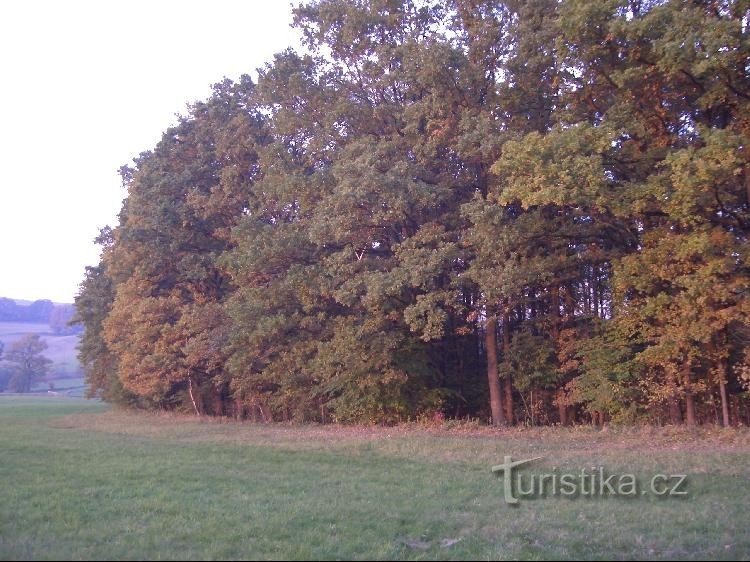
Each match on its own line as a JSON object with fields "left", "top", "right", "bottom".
{"left": 0, "top": 341, "right": 8, "bottom": 392}
{"left": 73, "top": 234, "right": 134, "bottom": 405}
{"left": 26, "top": 300, "right": 54, "bottom": 323}
{"left": 5, "top": 335, "right": 52, "bottom": 393}
{"left": 0, "top": 298, "right": 21, "bottom": 321}
{"left": 0, "top": 298, "right": 55, "bottom": 323}
{"left": 97, "top": 77, "right": 266, "bottom": 414}
{"left": 49, "top": 305, "right": 81, "bottom": 335}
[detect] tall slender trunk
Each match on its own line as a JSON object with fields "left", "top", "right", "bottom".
{"left": 668, "top": 397, "right": 683, "bottom": 425}
{"left": 214, "top": 389, "right": 225, "bottom": 417}
{"left": 551, "top": 286, "right": 560, "bottom": 339}
{"left": 564, "top": 283, "right": 575, "bottom": 318}
{"left": 718, "top": 359, "right": 731, "bottom": 427}
{"left": 668, "top": 370, "right": 683, "bottom": 425}
{"left": 583, "top": 278, "right": 591, "bottom": 315}
{"left": 685, "top": 392, "right": 696, "bottom": 426}
{"left": 504, "top": 373, "right": 514, "bottom": 424}
{"left": 551, "top": 285, "right": 567, "bottom": 425}
{"left": 591, "top": 265, "right": 599, "bottom": 318}
{"left": 259, "top": 401, "right": 273, "bottom": 424}
{"left": 188, "top": 376, "right": 201, "bottom": 416}
{"left": 486, "top": 313, "right": 506, "bottom": 426}
{"left": 502, "top": 307, "right": 514, "bottom": 423}
{"left": 684, "top": 361, "right": 696, "bottom": 426}
{"left": 743, "top": 140, "right": 750, "bottom": 206}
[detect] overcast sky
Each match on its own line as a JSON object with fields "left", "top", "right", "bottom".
{"left": 0, "top": 1, "right": 298, "bottom": 303}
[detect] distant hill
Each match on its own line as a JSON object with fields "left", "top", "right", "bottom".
{"left": 0, "top": 321, "right": 84, "bottom": 393}
{"left": 13, "top": 298, "right": 71, "bottom": 306}
{"left": 0, "top": 297, "right": 85, "bottom": 394}
{"left": 0, "top": 298, "right": 82, "bottom": 335}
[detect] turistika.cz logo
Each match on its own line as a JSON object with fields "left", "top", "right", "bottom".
{"left": 491, "top": 456, "right": 688, "bottom": 504}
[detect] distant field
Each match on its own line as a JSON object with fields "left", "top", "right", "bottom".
{"left": 0, "top": 322, "right": 49, "bottom": 336}
{"left": 0, "top": 321, "right": 81, "bottom": 380}
{"left": 30, "top": 377, "right": 87, "bottom": 397}
{"left": 0, "top": 396, "right": 748, "bottom": 560}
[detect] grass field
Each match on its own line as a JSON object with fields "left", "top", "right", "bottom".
{"left": 30, "top": 376, "right": 87, "bottom": 397}
{"left": 0, "top": 397, "right": 749, "bottom": 560}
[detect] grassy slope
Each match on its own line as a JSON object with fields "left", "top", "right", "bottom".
{"left": 0, "top": 322, "right": 81, "bottom": 381}
{"left": 0, "top": 396, "right": 748, "bottom": 560}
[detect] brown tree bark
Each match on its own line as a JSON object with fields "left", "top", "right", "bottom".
{"left": 551, "top": 286, "right": 560, "bottom": 339}
{"left": 685, "top": 392, "right": 696, "bottom": 426}
{"left": 668, "top": 396, "right": 683, "bottom": 425}
{"left": 743, "top": 140, "right": 750, "bottom": 206}
{"left": 718, "top": 360, "right": 731, "bottom": 427}
{"left": 564, "top": 283, "right": 575, "bottom": 318}
{"left": 234, "top": 399, "right": 244, "bottom": 420}
{"left": 551, "top": 285, "right": 568, "bottom": 426}
{"left": 504, "top": 374, "right": 514, "bottom": 424}
{"left": 558, "top": 397, "right": 568, "bottom": 426}
{"left": 214, "top": 390, "right": 225, "bottom": 417}
{"left": 502, "top": 307, "right": 514, "bottom": 423}
{"left": 684, "top": 361, "right": 696, "bottom": 426}
{"left": 486, "top": 313, "right": 506, "bottom": 426}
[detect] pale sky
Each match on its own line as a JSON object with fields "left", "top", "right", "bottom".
{"left": 0, "top": 1, "right": 298, "bottom": 303}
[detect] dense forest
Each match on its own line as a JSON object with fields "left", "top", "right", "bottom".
{"left": 76, "top": 0, "right": 750, "bottom": 426}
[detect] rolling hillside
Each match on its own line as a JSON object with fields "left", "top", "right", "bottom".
{"left": 0, "top": 316, "right": 84, "bottom": 396}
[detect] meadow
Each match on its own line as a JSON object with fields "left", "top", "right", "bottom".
{"left": 0, "top": 396, "right": 748, "bottom": 560}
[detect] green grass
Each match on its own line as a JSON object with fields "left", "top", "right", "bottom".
{"left": 0, "top": 397, "right": 748, "bottom": 560}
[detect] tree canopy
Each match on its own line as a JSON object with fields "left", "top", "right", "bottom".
{"left": 2, "top": 334, "right": 52, "bottom": 393}
{"left": 76, "top": 0, "right": 750, "bottom": 426}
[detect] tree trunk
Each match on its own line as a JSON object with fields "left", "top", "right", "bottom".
{"left": 502, "top": 307, "right": 514, "bottom": 424}
{"left": 214, "top": 390, "right": 225, "bottom": 417}
{"left": 504, "top": 374, "right": 514, "bottom": 424}
{"left": 684, "top": 361, "right": 696, "bottom": 426}
{"left": 486, "top": 313, "right": 506, "bottom": 426}
{"left": 564, "top": 283, "right": 575, "bottom": 318}
{"left": 551, "top": 285, "right": 567, "bottom": 426}
{"left": 668, "top": 396, "right": 683, "bottom": 425}
{"left": 591, "top": 265, "right": 599, "bottom": 318}
{"left": 583, "top": 279, "right": 590, "bottom": 315}
{"left": 718, "top": 360, "right": 731, "bottom": 427}
{"left": 551, "top": 285, "right": 560, "bottom": 338}
{"left": 685, "top": 392, "right": 696, "bottom": 426}
{"left": 188, "top": 377, "right": 201, "bottom": 416}
{"left": 558, "top": 396, "right": 568, "bottom": 426}
{"left": 259, "top": 402, "right": 273, "bottom": 424}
